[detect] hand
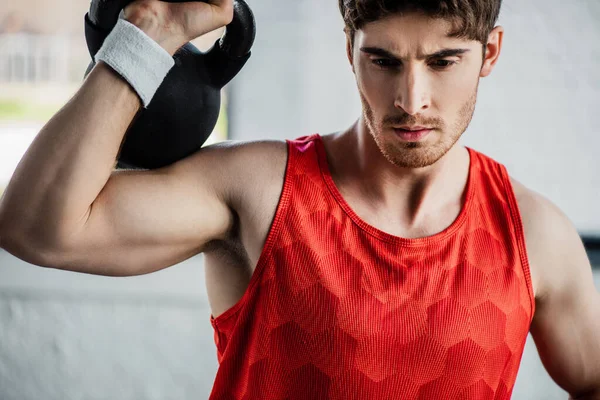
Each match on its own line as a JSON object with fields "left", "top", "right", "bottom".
{"left": 123, "top": 0, "right": 234, "bottom": 55}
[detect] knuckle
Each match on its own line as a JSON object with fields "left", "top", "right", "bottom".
{"left": 126, "top": 0, "right": 161, "bottom": 21}
{"left": 220, "top": 1, "right": 234, "bottom": 25}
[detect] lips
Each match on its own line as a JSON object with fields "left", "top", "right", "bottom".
{"left": 393, "top": 127, "right": 432, "bottom": 142}
{"left": 396, "top": 126, "right": 431, "bottom": 131}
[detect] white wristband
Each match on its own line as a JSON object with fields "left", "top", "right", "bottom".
{"left": 94, "top": 18, "right": 175, "bottom": 108}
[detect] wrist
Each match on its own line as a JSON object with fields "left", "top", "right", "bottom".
{"left": 94, "top": 19, "right": 176, "bottom": 108}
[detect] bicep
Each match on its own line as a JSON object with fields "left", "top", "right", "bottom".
{"left": 53, "top": 150, "right": 235, "bottom": 277}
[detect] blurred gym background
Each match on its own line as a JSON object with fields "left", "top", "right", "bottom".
{"left": 0, "top": 0, "right": 598, "bottom": 399}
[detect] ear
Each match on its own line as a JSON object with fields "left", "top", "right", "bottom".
{"left": 480, "top": 25, "right": 504, "bottom": 78}
{"left": 346, "top": 31, "right": 355, "bottom": 74}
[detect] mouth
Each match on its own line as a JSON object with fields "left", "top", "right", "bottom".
{"left": 393, "top": 127, "right": 433, "bottom": 142}
{"left": 395, "top": 125, "right": 432, "bottom": 131}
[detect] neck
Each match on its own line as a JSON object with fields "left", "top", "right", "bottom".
{"left": 324, "top": 119, "right": 470, "bottom": 227}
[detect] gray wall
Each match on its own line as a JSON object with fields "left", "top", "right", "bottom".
{"left": 1, "top": 0, "right": 599, "bottom": 399}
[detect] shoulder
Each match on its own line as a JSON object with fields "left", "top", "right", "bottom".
{"left": 509, "top": 176, "right": 588, "bottom": 300}
{"left": 198, "top": 138, "right": 288, "bottom": 159}
{"left": 509, "top": 176, "right": 575, "bottom": 243}
{"left": 195, "top": 138, "right": 288, "bottom": 205}
{"left": 509, "top": 176, "right": 566, "bottom": 229}
{"left": 169, "top": 138, "right": 288, "bottom": 214}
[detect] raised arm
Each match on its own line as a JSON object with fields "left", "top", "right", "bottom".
{"left": 0, "top": 1, "right": 240, "bottom": 276}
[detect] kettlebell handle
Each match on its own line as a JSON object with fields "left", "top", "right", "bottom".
{"left": 219, "top": 0, "right": 256, "bottom": 58}
{"left": 85, "top": 0, "right": 255, "bottom": 59}
{"left": 82, "top": 0, "right": 256, "bottom": 169}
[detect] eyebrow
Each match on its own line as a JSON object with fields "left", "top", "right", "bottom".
{"left": 359, "top": 47, "right": 471, "bottom": 61}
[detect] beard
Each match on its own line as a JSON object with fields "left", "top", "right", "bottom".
{"left": 359, "top": 82, "right": 478, "bottom": 168}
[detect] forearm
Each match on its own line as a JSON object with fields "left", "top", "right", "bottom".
{"left": 0, "top": 0, "right": 233, "bottom": 259}
{"left": 0, "top": 62, "right": 140, "bottom": 251}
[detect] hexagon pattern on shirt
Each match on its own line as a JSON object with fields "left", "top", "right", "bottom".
{"left": 209, "top": 135, "right": 535, "bottom": 400}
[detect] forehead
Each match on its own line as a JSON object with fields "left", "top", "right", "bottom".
{"left": 356, "top": 12, "right": 477, "bottom": 55}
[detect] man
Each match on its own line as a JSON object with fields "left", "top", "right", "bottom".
{"left": 0, "top": 0, "right": 598, "bottom": 398}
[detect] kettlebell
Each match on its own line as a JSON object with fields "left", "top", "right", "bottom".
{"left": 83, "top": 0, "right": 256, "bottom": 169}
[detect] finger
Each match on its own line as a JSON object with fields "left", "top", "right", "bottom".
{"left": 167, "top": 0, "right": 233, "bottom": 37}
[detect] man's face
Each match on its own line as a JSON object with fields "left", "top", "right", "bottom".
{"left": 348, "top": 12, "right": 502, "bottom": 168}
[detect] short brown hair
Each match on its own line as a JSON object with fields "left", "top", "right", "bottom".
{"left": 339, "top": 0, "right": 502, "bottom": 46}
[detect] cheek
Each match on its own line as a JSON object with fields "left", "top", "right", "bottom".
{"left": 444, "top": 69, "right": 476, "bottom": 92}
{"left": 356, "top": 63, "right": 396, "bottom": 103}
{"left": 433, "top": 70, "right": 479, "bottom": 111}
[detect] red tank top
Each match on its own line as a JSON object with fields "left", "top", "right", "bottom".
{"left": 209, "top": 134, "right": 535, "bottom": 399}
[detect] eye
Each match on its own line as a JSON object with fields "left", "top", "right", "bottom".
{"left": 430, "top": 59, "right": 456, "bottom": 69}
{"left": 371, "top": 59, "right": 400, "bottom": 69}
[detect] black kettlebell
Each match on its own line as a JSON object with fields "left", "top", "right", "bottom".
{"left": 83, "top": 0, "right": 256, "bottom": 169}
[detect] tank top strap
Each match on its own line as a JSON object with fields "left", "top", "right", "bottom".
{"left": 466, "top": 147, "right": 536, "bottom": 320}
{"left": 285, "top": 134, "right": 323, "bottom": 175}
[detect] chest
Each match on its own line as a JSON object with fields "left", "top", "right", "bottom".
{"left": 210, "top": 232, "right": 534, "bottom": 394}
{"left": 205, "top": 176, "right": 538, "bottom": 322}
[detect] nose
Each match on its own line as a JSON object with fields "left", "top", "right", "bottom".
{"left": 394, "top": 64, "right": 431, "bottom": 115}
